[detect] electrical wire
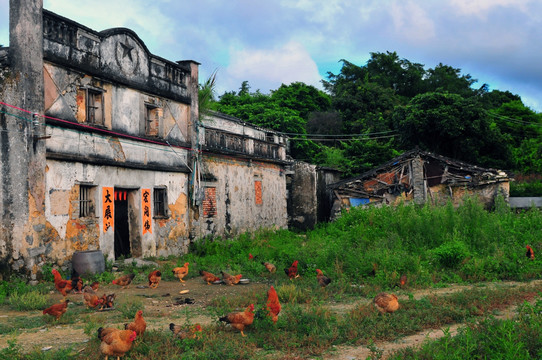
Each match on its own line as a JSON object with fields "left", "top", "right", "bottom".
{"left": 288, "top": 134, "right": 397, "bottom": 142}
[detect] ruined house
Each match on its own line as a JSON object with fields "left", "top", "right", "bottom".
{"left": 328, "top": 149, "right": 510, "bottom": 218}
{"left": 0, "top": 1, "right": 291, "bottom": 279}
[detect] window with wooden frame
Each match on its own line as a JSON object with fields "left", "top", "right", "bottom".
{"left": 87, "top": 89, "right": 104, "bottom": 126}
{"left": 79, "top": 184, "right": 95, "bottom": 217}
{"left": 76, "top": 87, "right": 104, "bottom": 126}
{"left": 145, "top": 104, "right": 161, "bottom": 137}
{"left": 153, "top": 187, "right": 168, "bottom": 218}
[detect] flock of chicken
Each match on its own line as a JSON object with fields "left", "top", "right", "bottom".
{"left": 41, "top": 245, "right": 536, "bottom": 359}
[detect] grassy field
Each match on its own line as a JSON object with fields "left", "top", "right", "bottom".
{"left": 0, "top": 197, "right": 541, "bottom": 359}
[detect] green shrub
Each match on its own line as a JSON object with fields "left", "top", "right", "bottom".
{"left": 431, "top": 240, "right": 470, "bottom": 269}
{"left": 510, "top": 180, "right": 542, "bottom": 197}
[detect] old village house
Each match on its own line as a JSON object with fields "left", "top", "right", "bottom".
{"left": 0, "top": 1, "right": 291, "bottom": 280}
{"left": 328, "top": 149, "right": 510, "bottom": 219}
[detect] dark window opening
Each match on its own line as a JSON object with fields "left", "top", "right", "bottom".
{"left": 87, "top": 89, "right": 104, "bottom": 126}
{"left": 153, "top": 188, "right": 168, "bottom": 217}
{"left": 79, "top": 185, "right": 94, "bottom": 217}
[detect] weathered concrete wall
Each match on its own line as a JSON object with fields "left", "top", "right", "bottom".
{"left": 43, "top": 63, "right": 190, "bottom": 145}
{"left": 428, "top": 182, "right": 509, "bottom": 209}
{"left": 509, "top": 197, "right": 542, "bottom": 209}
{"left": 42, "top": 10, "right": 196, "bottom": 105}
{"left": 0, "top": 0, "right": 46, "bottom": 281}
{"left": 193, "top": 156, "right": 287, "bottom": 238}
{"left": 44, "top": 160, "right": 190, "bottom": 263}
{"left": 411, "top": 156, "right": 425, "bottom": 204}
{"left": 288, "top": 162, "right": 317, "bottom": 230}
{"left": 316, "top": 168, "right": 341, "bottom": 223}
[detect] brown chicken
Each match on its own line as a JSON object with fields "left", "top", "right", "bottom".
{"left": 71, "top": 274, "right": 84, "bottom": 294}
{"left": 98, "top": 293, "right": 116, "bottom": 310}
{"left": 221, "top": 271, "right": 242, "bottom": 286}
{"left": 83, "top": 286, "right": 103, "bottom": 309}
{"left": 43, "top": 299, "right": 69, "bottom": 320}
{"left": 399, "top": 274, "right": 407, "bottom": 288}
{"left": 52, "top": 269, "right": 74, "bottom": 297}
{"left": 90, "top": 281, "right": 100, "bottom": 292}
{"left": 98, "top": 327, "right": 137, "bottom": 360}
{"left": 373, "top": 292, "right": 399, "bottom": 314}
{"left": 148, "top": 270, "right": 162, "bottom": 288}
{"left": 316, "top": 269, "right": 331, "bottom": 287}
{"left": 266, "top": 285, "right": 281, "bottom": 324}
{"left": 199, "top": 270, "right": 220, "bottom": 285}
{"left": 526, "top": 245, "right": 535, "bottom": 260}
{"left": 262, "top": 261, "right": 276, "bottom": 273}
{"left": 112, "top": 274, "right": 135, "bottom": 289}
{"left": 219, "top": 304, "right": 255, "bottom": 337}
{"left": 284, "top": 260, "right": 299, "bottom": 279}
{"left": 125, "top": 310, "right": 146, "bottom": 336}
{"left": 169, "top": 323, "right": 202, "bottom": 339}
{"left": 172, "top": 263, "right": 189, "bottom": 283}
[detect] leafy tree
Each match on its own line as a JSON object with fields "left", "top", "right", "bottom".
{"left": 306, "top": 111, "right": 343, "bottom": 136}
{"left": 424, "top": 63, "right": 477, "bottom": 97}
{"left": 198, "top": 69, "right": 217, "bottom": 119}
{"left": 480, "top": 89, "right": 521, "bottom": 109}
{"left": 488, "top": 100, "right": 542, "bottom": 148}
{"left": 214, "top": 81, "right": 327, "bottom": 160}
{"left": 339, "top": 137, "right": 401, "bottom": 177}
{"left": 393, "top": 92, "right": 512, "bottom": 168}
{"left": 271, "top": 82, "right": 331, "bottom": 120}
{"left": 365, "top": 51, "right": 426, "bottom": 99}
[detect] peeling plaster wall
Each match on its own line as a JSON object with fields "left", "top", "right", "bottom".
{"left": 288, "top": 162, "right": 318, "bottom": 230}
{"left": 193, "top": 156, "right": 287, "bottom": 238}
{"left": 428, "top": 182, "right": 509, "bottom": 208}
{"left": 44, "top": 160, "right": 190, "bottom": 263}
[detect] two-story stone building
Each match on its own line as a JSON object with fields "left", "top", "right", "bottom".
{"left": 0, "top": 0, "right": 290, "bottom": 279}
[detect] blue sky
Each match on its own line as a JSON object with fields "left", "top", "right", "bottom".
{"left": 1, "top": 0, "right": 541, "bottom": 111}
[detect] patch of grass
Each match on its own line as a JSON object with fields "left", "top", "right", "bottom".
{"left": 8, "top": 291, "right": 49, "bottom": 311}
{"left": 388, "top": 298, "right": 542, "bottom": 359}
{"left": 116, "top": 297, "right": 145, "bottom": 319}
{"left": 0, "top": 316, "right": 46, "bottom": 334}
{"left": 276, "top": 283, "right": 312, "bottom": 304}
{"left": 82, "top": 314, "right": 106, "bottom": 337}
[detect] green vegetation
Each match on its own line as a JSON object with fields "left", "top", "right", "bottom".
{"left": 181, "top": 197, "right": 542, "bottom": 288}
{"left": 210, "top": 52, "right": 542, "bottom": 179}
{"left": 0, "top": 200, "right": 541, "bottom": 358}
{"left": 388, "top": 298, "right": 542, "bottom": 359}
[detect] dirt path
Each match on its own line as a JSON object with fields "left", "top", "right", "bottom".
{"left": 323, "top": 280, "right": 542, "bottom": 360}
{"left": 0, "top": 279, "right": 540, "bottom": 358}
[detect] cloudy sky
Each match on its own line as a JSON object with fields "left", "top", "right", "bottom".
{"left": 1, "top": 0, "right": 541, "bottom": 111}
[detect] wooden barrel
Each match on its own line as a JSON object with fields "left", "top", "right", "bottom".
{"left": 71, "top": 250, "right": 105, "bottom": 276}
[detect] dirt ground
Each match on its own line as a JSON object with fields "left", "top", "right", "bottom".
{"left": 0, "top": 277, "right": 268, "bottom": 353}
{"left": 0, "top": 278, "right": 540, "bottom": 359}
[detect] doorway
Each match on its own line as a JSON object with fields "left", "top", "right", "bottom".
{"left": 114, "top": 189, "right": 131, "bottom": 259}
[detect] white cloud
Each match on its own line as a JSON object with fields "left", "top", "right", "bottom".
{"left": 44, "top": 0, "right": 174, "bottom": 47}
{"left": 224, "top": 41, "right": 322, "bottom": 93}
{"left": 280, "top": 0, "right": 346, "bottom": 27}
{"left": 389, "top": 1, "right": 435, "bottom": 43}
{"left": 449, "top": 0, "right": 532, "bottom": 17}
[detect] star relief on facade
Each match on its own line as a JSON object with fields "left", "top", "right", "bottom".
{"left": 115, "top": 37, "right": 139, "bottom": 74}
